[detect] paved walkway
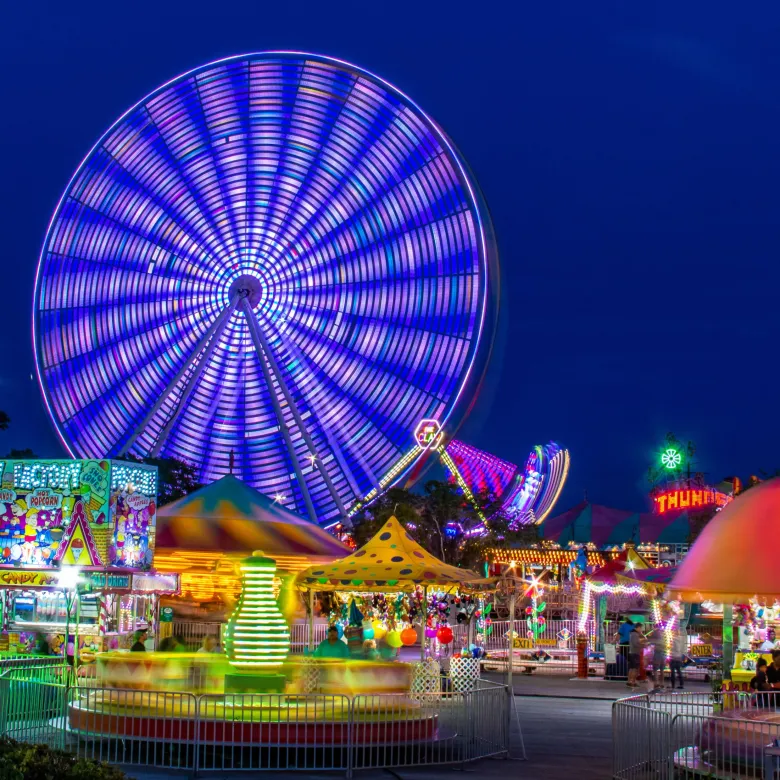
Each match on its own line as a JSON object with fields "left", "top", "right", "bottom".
{"left": 128, "top": 693, "right": 615, "bottom": 780}
{"left": 127, "top": 676, "right": 713, "bottom": 779}
{"left": 484, "top": 670, "right": 712, "bottom": 700}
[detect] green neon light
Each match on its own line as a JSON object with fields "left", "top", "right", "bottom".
{"left": 660, "top": 448, "right": 682, "bottom": 470}
{"left": 224, "top": 552, "right": 290, "bottom": 668}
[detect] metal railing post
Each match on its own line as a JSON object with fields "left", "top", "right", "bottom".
{"left": 346, "top": 694, "right": 354, "bottom": 779}
{"left": 192, "top": 693, "right": 201, "bottom": 779}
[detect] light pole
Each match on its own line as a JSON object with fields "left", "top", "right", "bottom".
{"left": 56, "top": 567, "right": 82, "bottom": 666}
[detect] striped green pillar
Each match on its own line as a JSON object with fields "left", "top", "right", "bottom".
{"left": 225, "top": 552, "right": 290, "bottom": 669}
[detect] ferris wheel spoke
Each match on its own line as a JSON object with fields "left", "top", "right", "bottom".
{"left": 48, "top": 301, "right": 227, "bottom": 458}
{"left": 261, "top": 319, "right": 386, "bottom": 498}
{"left": 240, "top": 296, "right": 319, "bottom": 524}
{"left": 252, "top": 67, "right": 384, "bottom": 271}
{"left": 276, "top": 274, "right": 480, "bottom": 340}
{"left": 241, "top": 299, "right": 350, "bottom": 519}
{"left": 278, "top": 313, "right": 443, "bottom": 440}
{"left": 35, "top": 54, "right": 491, "bottom": 523}
{"left": 147, "top": 300, "right": 239, "bottom": 457}
{"left": 122, "top": 297, "right": 239, "bottom": 453}
{"left": 54, "top": 193, "right": 224, "bottom": 290}
{"left": 279, "top": 294, "right": 474, "bottom": 402}
{"left": 85, "top": 139, "right": 229, "bottom": 280}
{"left": 242, "top": 59, "right": 305, "bottom": 272}
{"left": 277, "top": 156, "right": 472, "bottom": 285}
{"left": 272, "top": 111, "right": 456, "bottom": 275}
{"left": 41, "top": 293, "right": 222, "bottom": 376}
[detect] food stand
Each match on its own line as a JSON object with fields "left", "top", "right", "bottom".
{"left": 0, "top": 458, "right": 178, "bottom": 655}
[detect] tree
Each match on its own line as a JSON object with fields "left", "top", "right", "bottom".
{"left": 3, "top": 448, "right": 37, "bottom": 459}
{"left": 119, "top": 453, "right": 201, "bottom": 505}
{"left": 350, "top": 478, "right": 530, "bottom": 570}
{"left": 0, "top": 411, "right": 9, "bottom": 431}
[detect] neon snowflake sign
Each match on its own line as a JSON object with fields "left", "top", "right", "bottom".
{"left": 660, "top": 448, "right": 682, "bottom": 470}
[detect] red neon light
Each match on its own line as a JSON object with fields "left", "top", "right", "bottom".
{"left": 654, "top": 488, "right": 731, "bottom": 514}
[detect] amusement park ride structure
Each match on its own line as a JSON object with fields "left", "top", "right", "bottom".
{"left": 32, "top": 51, "right": 569, "bottom": 527}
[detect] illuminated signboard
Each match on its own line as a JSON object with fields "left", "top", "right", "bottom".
{"left": 414, "top": 419, "right": 442, "bottom": 450}
{"left": 0, "top": 459, "right": 157, "bottom": 571}
{"left": 654, "top": 488, "right": 731, "bottom": 515}
{"left": 660, "top": 448, "right": 682, "bottom": 470}
{"left": 0, "top": 570, "right": 59, "bottom": 588}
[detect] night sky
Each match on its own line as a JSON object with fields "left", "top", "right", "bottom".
{"left": 2, "top": 0, "right": 778, "bottom": 513}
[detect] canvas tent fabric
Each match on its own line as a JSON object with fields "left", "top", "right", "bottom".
{"left": 587, "top": 548, "right": 649, "bottom": 584}
{"left": 542, "top": 501, "right": 691, "bottom": 546}
{"left": 296, "top": 516, "right": 481, "bottom": 592}
{"left": 616, "top": 565, "right": 678, "bottom": 590}
{"left": 669, "top": 479, "right": 780, "bottom": 602}
{"left": 154, "top": 475, "right": 349, "bottom": 559}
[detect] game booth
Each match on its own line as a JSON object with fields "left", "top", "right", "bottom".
{"left": 611, "top": 479, "right": 780, "bottom": 778}
{"left": 0, "top": 459, "right": 178, "bottom": 657}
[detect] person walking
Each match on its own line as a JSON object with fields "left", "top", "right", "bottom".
{"left": 669, "top": 630, "right": 687, "bottom": 689}
{"left": 627, "top": 625, "right": 643, "bottom": 688}
{"left": 649, "top": 625, "right": 666, "bottom": 691}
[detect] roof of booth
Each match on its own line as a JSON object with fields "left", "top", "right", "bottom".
{"left": 669, "top": 479, "right": 780, "bottom": 602}
{"left": 543, "top": 501, "right": 691, "bottom": 546}
{"left": 154, "top": 475, "right": 349, "bottom": 559}
{"left": 295, "top": 516, "right": 481, "bottom": 592}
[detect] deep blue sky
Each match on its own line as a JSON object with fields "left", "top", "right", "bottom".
{"left": 2, "top": 0, "right": 778, "bottom": 513}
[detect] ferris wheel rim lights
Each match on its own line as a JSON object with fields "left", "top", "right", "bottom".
{"left": 33, "top": 51, "right": 494, "bottom": 523}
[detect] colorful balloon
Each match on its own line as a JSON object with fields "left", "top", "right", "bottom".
{"left": 437, "top": 626, "right": 454, "bottom": 644}
{"left": 425, "top": 626, "right": 438, "bottom": 638}
{"left": 401, "top": 627, "right": 418, "bottom": 646}
{"left": 371, "top": 620, "right": 387, "bottom": 641}
{"left": 386, "top": 630, "right": 403, "bottom": 649}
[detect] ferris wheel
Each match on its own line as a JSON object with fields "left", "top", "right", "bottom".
{"left": 34, "top": 52, "right": 496, "bottom": 526}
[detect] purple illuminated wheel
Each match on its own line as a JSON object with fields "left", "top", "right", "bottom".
{"left": 34, "top": 52, "right": 495, "bottom": 525}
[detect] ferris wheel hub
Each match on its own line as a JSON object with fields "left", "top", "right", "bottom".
{"left": 229, "top": 274, "right": 264, "bottom": 310}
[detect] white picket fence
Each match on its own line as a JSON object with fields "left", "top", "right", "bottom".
{"left": 172, "top": 618, "right": 592, "bottom": 653}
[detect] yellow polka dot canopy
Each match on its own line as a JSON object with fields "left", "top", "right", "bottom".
{"left": 296, "top": 516, "right": 481, "bottom": 591}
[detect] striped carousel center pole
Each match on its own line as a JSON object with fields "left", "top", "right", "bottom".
{"left": 224, "top": 551, "right": 291, "bottom": 693}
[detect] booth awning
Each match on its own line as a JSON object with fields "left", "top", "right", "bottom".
{"left": 588, "top": 548, "right": 649, "bottom": 584}
{"left": 669, "top": 479, "right": 780, "bottom": 602}
{"left": 155, "top": 475, "right": 349, "bottom": 561}
{"left": 296, "top": 516, "right": 481, "bottom": 592}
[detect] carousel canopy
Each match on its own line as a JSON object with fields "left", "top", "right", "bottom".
{"left": 155, "top": 475, "right": 349, "bottom": 560}
{"left": 616, "top": 565, "right": 678, "bottom": 590}
{"left": 295, "top": 516, "right": 481, "bottom": 592}
{"left": 588, "top": 548, "right": 649, "bottom": 583}
{"left": 669, "top": 479, "right": 780, "bottom": 602}
{"left": 543, "top": 501, "right": 691, "bottom": 546}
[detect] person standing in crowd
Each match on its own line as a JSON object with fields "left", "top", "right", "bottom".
{"left": 649, "top": 624, "right": 666, "bottom": 691}
{"left": 669, "top": 629, "right": 687, "bottom": 690}
{"left": 627, "top": 625, "right": 643, "bottom": 688}
{"left": 617, "top": 617, "right": 634, "bottom": 646}
{"left": 198, "top": 635, "right": 219, "bottom": 653}
{"left": 751, "top": 657, "right": 771, "bottom": 707}
{"left": 314, "top": 625, "right": 350, "bottom": 659}
{"left": 158, "top": 635, "right": 179, "bottom": 652}
{"left": 130, "top": 629, "right": 148, "bottom": 652}
{"left": 766, "top": 650, "right": 780, "bottom": 688}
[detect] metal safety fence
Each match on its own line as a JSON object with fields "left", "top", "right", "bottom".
{"left": 613, "top": 690, "right": 780, "bottom": 779}
{"left": 0, "top": 663, "right": 509, "bottom": 777}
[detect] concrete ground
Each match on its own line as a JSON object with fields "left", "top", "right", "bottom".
{"left": 128, "top": 678, "right": 631, "bottom": 780}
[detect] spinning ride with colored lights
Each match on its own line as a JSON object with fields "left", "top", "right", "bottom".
{"left": 34, "top": 52, "right": 497, "bottom": 526}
